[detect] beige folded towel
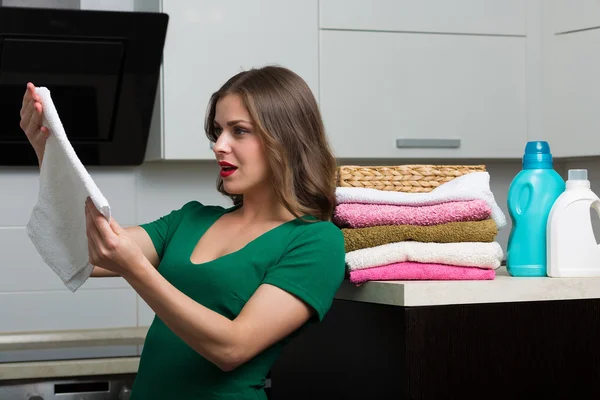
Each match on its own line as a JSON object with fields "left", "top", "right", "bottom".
{"left": 342, "top": 219, "right": 497, "bottom": 252}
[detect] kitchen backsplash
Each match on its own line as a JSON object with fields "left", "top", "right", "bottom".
{"left": 1, "top": 158, "right": 598, "bottom": 333}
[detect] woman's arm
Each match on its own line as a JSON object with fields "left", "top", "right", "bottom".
{"left": 91, "top": 226, "right": 160, "bottom": 277}
{"left": 127, "top": 263, "right": 312, "bottom": 371}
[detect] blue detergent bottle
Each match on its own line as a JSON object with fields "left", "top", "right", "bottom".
{"left": 506, "top": 141, "right": 565, "bottom": 277}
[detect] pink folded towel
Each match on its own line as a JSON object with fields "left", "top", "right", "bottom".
{"left": 333, "top": 200, "right": 491, "bottom": 228}
{"left": 349, "top": 262, "right": 496, "bottom": 283}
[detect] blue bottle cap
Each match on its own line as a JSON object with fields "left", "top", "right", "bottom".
{"left": 523, "top": 141, "right": 553, "bottom": 169}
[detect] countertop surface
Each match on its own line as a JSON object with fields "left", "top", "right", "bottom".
{"left": 0, "top": 327, "right": 147, "bottom": 380}
{"left": 336, "top": 266, "right": 600, "bottom": 306}
{"left": 3, "top": 267, "right": 600, "bottom": 380}
{"left": 0, "top": 357, "right": 140, "bottom": 381}
{"left": 0, "top": 327, "right": 148, "bottom": 352}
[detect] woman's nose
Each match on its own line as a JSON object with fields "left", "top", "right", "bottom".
{"left": 212, "top": 133, "right": 231, "bottom": 154}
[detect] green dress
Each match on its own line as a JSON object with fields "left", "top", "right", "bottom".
{"left": 130, "top": 201, "right": 346, "bottom": 399}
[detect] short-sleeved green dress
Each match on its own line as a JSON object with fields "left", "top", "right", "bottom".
{"left": 129, "top": 201, "right": 346, "bottom": 399}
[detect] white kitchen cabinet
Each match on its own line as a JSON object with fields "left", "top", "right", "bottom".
{"left": 545, "top": 28, "right": 600, "bottom": 158}
{"left": 139, "top": 0, "right": 319, "bottom": 161}
{"left": 553, "top": 0, "right": 600, "bottom": 34}
{"left": 319, "top": 30, "right": 527, "bottom": 159}
{"left": 319, "top": 0, "right": 526, "bottom": 36}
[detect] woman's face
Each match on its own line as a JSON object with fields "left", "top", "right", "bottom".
{"left": 212, "top": 94, "right": 271, "bottom": 196}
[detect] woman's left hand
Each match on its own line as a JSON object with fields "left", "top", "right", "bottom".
{"left": 85, "top": 197, "right": 146, "bottom": 278}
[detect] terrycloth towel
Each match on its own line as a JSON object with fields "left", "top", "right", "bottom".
{"left": 349, "top": 262, "right": 496, "bottom": 283}
{"left": 335, "top": 172, "right": 506, "bottom": 229}
{"left": 26, "top": 87, "right": 111, "bottom": 292}
{"left": 342, "top": 219, "right": 497, "bottom": 252}
{"left": 345, "top": 241, "right": 503, "bottom": 271}
{"left": 333, "top": 199, "right": 491, "bottom": 228}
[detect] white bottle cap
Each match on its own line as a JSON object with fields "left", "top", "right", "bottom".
{"left": 568, "top": 169, "right": 588, "bottom": 181}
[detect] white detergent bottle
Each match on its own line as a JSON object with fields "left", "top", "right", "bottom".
{"left": 547, "top": 169, "right": 600, "bottom": 277}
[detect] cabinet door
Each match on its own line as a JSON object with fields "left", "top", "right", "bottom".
{"left": 161, "top": 0, "right": 318, "bottom": 160}
{"left": 547, "top": 29, "right": 600, "bottom": 158}
{"left": 320, "top": 30, "right": 527, "bottom": 159}
{"left": 553, "top": 0, "right": 600, "bottom": 34}
{"left": 320, "top": 0, "right": 525, "bottom": 36}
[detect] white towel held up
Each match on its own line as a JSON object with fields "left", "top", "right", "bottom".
{"left": 26, "top": 87, "right": 111, "bottom": 292}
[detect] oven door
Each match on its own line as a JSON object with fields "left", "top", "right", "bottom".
{"left": 0, "top": 374, "right": 135, "bottom": 400}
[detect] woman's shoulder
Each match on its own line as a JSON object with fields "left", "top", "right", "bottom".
{"left": 149, "top": 201, "right": 236, "bottom": 229}
{"left": 176, "top": 200, "right": 235, "bottom": 217}
{"left": 285, "top": 217, "right": 344, "bottom": 248}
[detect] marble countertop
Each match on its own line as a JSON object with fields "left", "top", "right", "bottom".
{"left": 0, "top": 327, "right": 147, "bottom": 380}
{"left": 336, "top": 267, "right": 600, "bottom": 306}
{"left": 0, "top": 357, "right": 140, "bottom": 380}
{"left": 0, "top": 327, "right": 148, "bottom": 352}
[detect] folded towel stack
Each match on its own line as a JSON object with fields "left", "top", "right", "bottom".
{"left": 333, "top": 166, "right": 506, "bottom": 284}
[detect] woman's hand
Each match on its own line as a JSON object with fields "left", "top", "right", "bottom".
{"left": 19, "top": 82, "right": 50, "bottom": 167}
{"left": 85, "top": 197, "right": 147, "bottom": 279}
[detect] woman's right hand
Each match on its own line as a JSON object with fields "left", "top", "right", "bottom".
{"left": 19, "top": 82, "right": 50, "bottom": 167}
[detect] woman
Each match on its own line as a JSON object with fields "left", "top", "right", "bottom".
{"left": 19, "top": 66, "right": 346, "bottom": 399}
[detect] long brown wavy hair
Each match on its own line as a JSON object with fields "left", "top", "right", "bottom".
{"left": 205, "top": 65, "right": 337, "bottom": 221}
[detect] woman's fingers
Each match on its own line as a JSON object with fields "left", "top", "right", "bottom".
{"left": 20, "top": 83, "right": 45, "bottom": 141}
{"left": 20, "top": 83, "right": 35, "bottom": 116}
{"left": 26, "top": 102, "right": 47, "bottom": 146}
{"left": 20, "top": 84, "right": 39, "bottom": 126}
{"left": 19, "top": 99, "right": 35, "bottom": 133}
{"left": 85, "top": 203, "right": 101, "bottom": 242}
{"left": 85, "top": 203, "right": 102, "bottom": 264}
{"left": 19, "top": 83, "right": 49, "bottom": 165}
{"left": 86, "top": 198, "right": 115, "bottom": 246}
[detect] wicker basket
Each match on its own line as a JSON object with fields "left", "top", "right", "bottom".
{"left": 336, "top": 164, "right": 487, "bottom": 193}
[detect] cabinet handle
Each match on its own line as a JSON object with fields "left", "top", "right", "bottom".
{"left": 396, "top": 138, "right": 461, "bottom": 149}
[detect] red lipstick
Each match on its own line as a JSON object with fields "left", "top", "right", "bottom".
{"left": 218, "top": 161, "right": 237, "bottom": 178}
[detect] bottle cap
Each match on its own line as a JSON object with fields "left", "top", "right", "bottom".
{"left": 568, "top": 169, "right": 588, "bottom": 181}
{"left": 523, "top": 141, "right": 553, "bottom": 169}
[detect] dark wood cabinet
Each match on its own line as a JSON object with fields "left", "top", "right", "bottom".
{"left": 270, "top": 298, "right": 600, "bottom": 399}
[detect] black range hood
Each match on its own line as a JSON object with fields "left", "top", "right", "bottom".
{"left": 0, "top": 6, "right": 168, "bottom": 166}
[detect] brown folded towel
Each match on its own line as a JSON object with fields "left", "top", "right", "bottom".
{"left": 343, "top": 219, "right": 497, "bottom": 252}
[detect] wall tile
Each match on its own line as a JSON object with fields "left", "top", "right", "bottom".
{"left": 0, "top": 288, "right": 136, "bottom": 333}
{"left": 137, "top": 296, "right": 155, "bottom": 327}
{"left": 88, "top": 167, "right": 138, "bottom": 226}
{"left": 0, "top": 228, "right": 129, "bottom": 292}
{"left": 0, "top": 167, "right": 136, "bottom": 227}
{"left": 136, "top": 162, "right": 231, "bottom": 224}
{"left": 0, "top": 167, "right": 40, "bottom": 227}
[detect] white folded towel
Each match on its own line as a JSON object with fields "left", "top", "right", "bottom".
{"left": 345, "top": 241, "right": 504, "bottom": 271}
{"left": 25, "top": 87, "right": 111, "bottom": 292}
{"left": 335, "top": 172, "right": 506, "bottom": 229}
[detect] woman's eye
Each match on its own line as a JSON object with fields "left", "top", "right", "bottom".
{"left": 214, "top": 127, "right": 223, "bottom": 135}
{"left": 234, "top": 127, "right": 248, "bottom": 135}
